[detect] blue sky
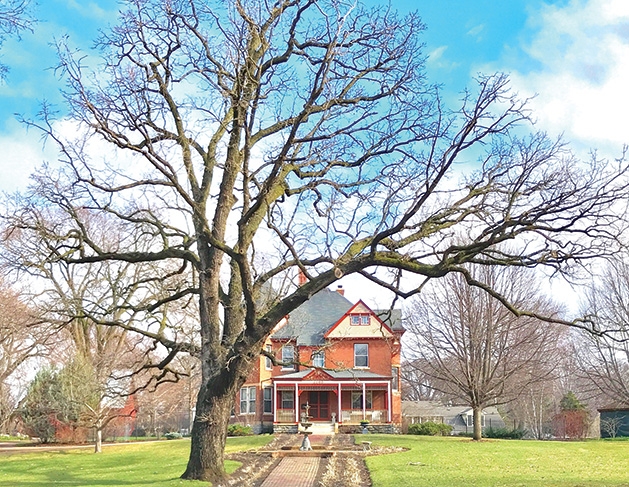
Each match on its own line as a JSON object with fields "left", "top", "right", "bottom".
{"left": 0, "top": 0, "right": 628, "bottom": 192}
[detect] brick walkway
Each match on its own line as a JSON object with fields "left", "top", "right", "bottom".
{"left": 259, "top": 456, "right": 320, "bottom": 487}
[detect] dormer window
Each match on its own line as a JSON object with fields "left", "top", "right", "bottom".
{"left": 281, "top": 344, "right": 295, "bottom": 370}
{"left": 350, "top": 314, "right": 370, "bottom": 325}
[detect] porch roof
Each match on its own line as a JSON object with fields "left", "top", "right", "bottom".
{"left": 273, "top": 368, "right": 390, "bottom": 381}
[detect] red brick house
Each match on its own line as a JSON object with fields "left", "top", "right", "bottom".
{"left": 233, "top": 285, "right": 404, "bottom": 433}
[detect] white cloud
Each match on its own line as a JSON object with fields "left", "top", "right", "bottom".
{"left": 509, "top": 0, "right": 629, "bottom": 154}
{"left": 0, "top": 124, "right": 50, "bottom": 193}
{"left": 466, "top": 24, "right": 485, "bottom": 40}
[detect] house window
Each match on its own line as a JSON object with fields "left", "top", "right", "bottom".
{"left": 240, "top": 386, "right": 256, "bottom": 414}
{"left": 354, "top": 343, "right": 369, "bottom": 368}
{"left": 392, "top": 367, "right": 399, "bottom": 391}
{"left": 464, "top": 413, "right": 485, "bottom": 427}
{"left": 312, "top": 351, "right": 325, "bottom": 368}
{"left": 281, "top": 344, "right": 295, "bottom": 370}
{"left": 265, "top": 345, "right": 273, "bottom": 370}
{"left": 281, "top": 390, "right": 295, "bottom": 409}
{"left": 351, "top": 391, "right": 372, "bottom": 409}
{"left": 351, "top": 314, "right": 370, "bottom": 325}
{"left": 263, "top": 387, "right": 273, "bottom": 414}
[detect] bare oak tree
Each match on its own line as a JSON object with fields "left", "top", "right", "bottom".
{"left": 0, "top": 211, "right": 195, "bottom": 452}
{"left": 2, "top": 0, "right": 629, "bottom": 480}
{"left": 404, "top": 266, "right": 564, "bottom": 440}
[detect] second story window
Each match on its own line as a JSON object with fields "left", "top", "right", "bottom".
{"left": 265, "top": 344, "right": 273, "bottom": 370}
{"left": 354, "top": 343, "right": 369, "bottom": 368}
{"left": 282, "top": 344, "right": 295, "bottom": 370}
{"left": 312, "top": 351, "right": 325, "bottom": 368}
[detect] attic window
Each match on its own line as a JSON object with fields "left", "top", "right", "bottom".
{"left": 350, "top": 314, "right": 370, "bottom": 325}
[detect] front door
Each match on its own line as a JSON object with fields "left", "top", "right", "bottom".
{"left": 308, "top": 391, "right": 329, "bottom": 420}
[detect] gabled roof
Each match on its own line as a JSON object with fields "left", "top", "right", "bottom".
{"left": 271, "top": 288, "right": 353, "bottom": 345}
{"left": 401, "top": 400, "right": 502, "bottom": 418}
{"left": 324, "top": 300, "right": 395, "bottom": 338}
{"left": 270, "top": 287, "right": 404, "bottom": 345}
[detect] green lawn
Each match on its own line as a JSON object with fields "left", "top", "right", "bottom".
{"left": 2, "top": 434, "right": 628, "bottom": 487}
{"left": 366, "top": 435, "right": 629, "bottom": 487}
{"left": 0, "top": 436, "right": 272, "bottom": 487}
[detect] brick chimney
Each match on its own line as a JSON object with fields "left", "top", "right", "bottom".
{"left": 336, "top": 285, "right": 345, "bottom": 296}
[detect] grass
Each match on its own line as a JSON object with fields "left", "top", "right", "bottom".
{"left": 365, "top": 434, "right": 629, "bottom": 487}
{"left": 0, "top": 435, "right": 273, "bottom": 487}
{"left": 2, "top": 434, "right": 628, "bottom": 487}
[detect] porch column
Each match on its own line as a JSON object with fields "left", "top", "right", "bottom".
{"left": 338, "top": 382, "right": 342, "bottom": 423}
{"left": 387, "top": 380, "right": 392, "bottom": 423}
{"left": 295, "top": 383, "right": 299, "bottom": 423}
{"left": 362, "top": 382, "right": 366, "bottom": 420}
{"left": 273, "top": 381, "right": 277, "bottom": 423}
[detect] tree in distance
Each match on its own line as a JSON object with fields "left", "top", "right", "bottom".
{"left": 2, "top": 0, "right": 629, "bottom": 481}
{"left": 404, "top": 265, "right": 564, "bottom": 440}
{"left": 575, "top": 255, "right": 629, "bottom": 407}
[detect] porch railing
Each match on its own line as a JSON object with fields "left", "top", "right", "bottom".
{"left": 340, "top": 409, "right": 387, "bottom": 423}
{"left": 275, "top": 409, "right": 296, "bottom": 423}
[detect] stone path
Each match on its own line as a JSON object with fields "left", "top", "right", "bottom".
{"left": 259, "top": 456, "right": 321, "bottom": 487}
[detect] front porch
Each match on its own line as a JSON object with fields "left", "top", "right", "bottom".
{"left": 273, "top": 374, "right": 393, "bottom": 426}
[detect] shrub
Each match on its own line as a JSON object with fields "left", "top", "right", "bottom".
{"left": 407, "top": 421, "right": 452, "bottom": 436}
{"left": 227, "top": 424, "right": 253, "bottom": 436}
{"left": 484, "top": 427, "right": 527, "bottom": 439}
{"left": 164, "top": 432, "right": 182, "bottom": 440}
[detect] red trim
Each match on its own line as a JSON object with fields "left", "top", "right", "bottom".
{"left": 324, "top": 300, "right": 395, "bottom": 338}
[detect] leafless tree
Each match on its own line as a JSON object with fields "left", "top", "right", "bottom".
{"left": 600, "top": 415, "right": 623, "bottom": 438}
{"left": 2, "top": 0, "right": 629, "bottom": 480}
{"left": 0, "top": 0, "right": 35, "bottom": 79}
{"left": 0, "top": 278, "right": 53, "bottom": 433}
{"left": 575, "top": 256, "right": 629, "bottom": 406}
{"left": 0, "top": 212, "right": 195, "bottom": 452}
{"left": 401, "top": 359, "right": 444, "bottom": 401}
{"left": 404, "top": 265, "right": 565, "bottom": 440}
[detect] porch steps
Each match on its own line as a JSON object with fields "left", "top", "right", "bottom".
{"left": 304, "top": 423, "right": 336, "bottom": 435}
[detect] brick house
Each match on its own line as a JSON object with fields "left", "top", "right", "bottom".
{"left": 233, "top": 285, "right": 404, "bottom": 434}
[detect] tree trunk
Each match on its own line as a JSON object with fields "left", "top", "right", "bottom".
{"left": 181, "top": 376, "right": 239, "bottom": 482}
{"left": 473, "top": 406, "right": 483, "bottom": 441}
{"left": 95, "top": 428, "right": 102, "bottom": 453}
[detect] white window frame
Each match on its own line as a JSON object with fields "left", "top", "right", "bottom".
{"left": 350, "top": 314, "right": 370, "bottom": 326}
{"left": 354, "top": 343, "right": 369, "bottom": 368}
{"left": 351, "top": 391, "right": 372, "bottom": 409}
{"left": 464, "top": 413, "right": 485, "bottom": 427}
{"left": 281, "top": 390, "right": 295, "bottom": 409}
{"left": 240, "top": 386, "right": 256, "bottom": 414}
{"left": 263, "top": 387, "right": 273, "bottom": 414}
{"left": 312, "top": 350, "right": 325, "bottom": 368}
{"left": 248, "top": 386, "right": 256, "bottom": 414}
{"left": 265, "top": 344, "right": 273, "bottom": 370}
{"left": 281, "top": 344, "right": 295, "bottom": 370}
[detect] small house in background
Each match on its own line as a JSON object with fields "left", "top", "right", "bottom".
{"left": 598, "top": 405, "right": 629, "bottom": 438}
{"left": 231, "top": 285, "right": 405, "bottom": 434}
{"left": 402, "top": 400, "right": 506, "bottom": 435}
